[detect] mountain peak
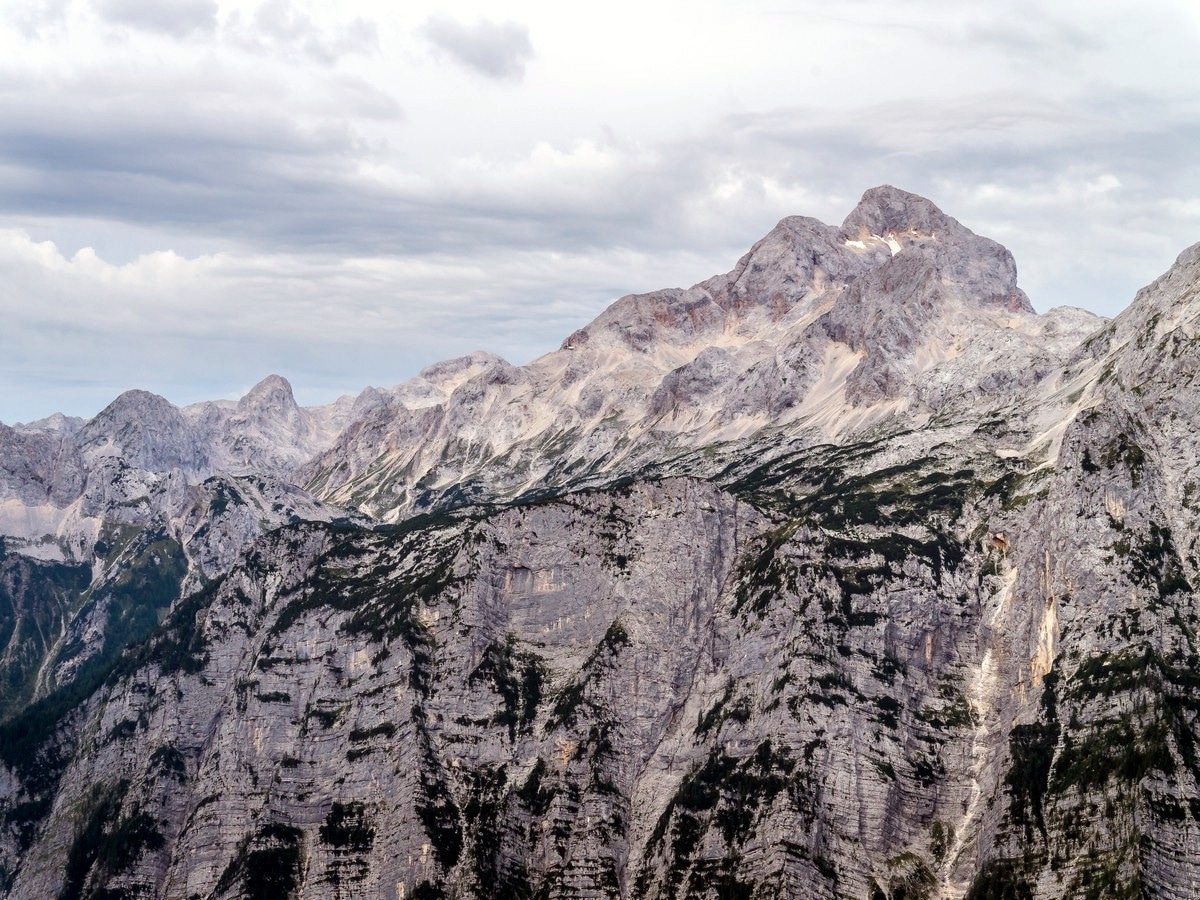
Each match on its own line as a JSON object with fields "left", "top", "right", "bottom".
{"left": 840, "top": 185, "right": 959, "bottom": 240}
{"left": 237, "top": 374, "right": 298, "bottom": 416}
{"left": 82, "top": 389, "right": 183, "bottom": 438}
{"left": 76, "top": 389, "right": 200, "bottom": 471}
{"left": 837, "top": 185, "right": 1035, "bottom": 314}
{"left": 418, "top": 351, "right": 508, "bottom": 385}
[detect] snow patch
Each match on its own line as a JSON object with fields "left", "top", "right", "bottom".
{"left": 844, "top": 234, "right": 901, "bottom": 255}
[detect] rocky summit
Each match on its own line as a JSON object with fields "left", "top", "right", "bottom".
{"left": 1, "top": 186, "right": 1199, "bottom": 899}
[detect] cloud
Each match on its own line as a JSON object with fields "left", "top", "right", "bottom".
{"left": 964, "top": 16, "right": 1104, "bottom": 57}
{"left": 0, "top": 228, "right": 717, "bottom": 423}
{"left": 419, "top": 14, "right": 533, "bottom": 81}
{"left": 5, "top": 0, "right": 69, "bottom": 36}
{"left": 0, "top": 60, "right": 403, "bottom": 252}
{"left": 697, "top": 92, "right": 1200, "bottom": 315}
{"left": 3, "top": 70, "right": 1197, "bottom": 325}
{"left": 93, "top": 0, "right": 217, "bottom": 38}
{"left": 228, "top": 0, "right": 379, "bottom": 64}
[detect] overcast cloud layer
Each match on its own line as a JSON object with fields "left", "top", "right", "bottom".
{"left": 2, "top": 0, "right": 1200, "bottom": 423}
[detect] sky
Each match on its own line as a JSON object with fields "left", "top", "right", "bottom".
{"left": 2, "top": 0, "right": 1200, "bottom": 423}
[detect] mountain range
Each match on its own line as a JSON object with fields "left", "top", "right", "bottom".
{"left": 1, "top": 186, "right": 1198, "bottom": 899}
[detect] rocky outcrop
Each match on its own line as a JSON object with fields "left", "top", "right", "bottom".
{"left": 0, "top": 423, "right": 84, "bottom": 508}
{"left": 76, "top": 390, "right": 205, "bottom": 474}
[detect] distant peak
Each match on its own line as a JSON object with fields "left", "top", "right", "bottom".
{"left": 13, "top": 412, "right": 85, "bottom": 436}
{"left": 419, "top": 351, "right": 508, "bottom": 384}
{"left": 246, "top": 373, "right": 293, "bottom": 395}
{"left": 95, "top": 389, "right": 177, "bottom": 419}
{"left": 840, "top": 185, "right": 957, "bottom": 240}
{"left": 239, "top": 375, "right": 298, "bottom": 414}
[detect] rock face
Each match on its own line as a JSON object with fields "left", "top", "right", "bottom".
{"left": 77, "top": 390, "right": 204, "bottom": 473}
{"left": 3, "top": 186, "right": 1200, "bottom": 899}
{"left": 0, "top": 374, "right": 370, "bottom": 772}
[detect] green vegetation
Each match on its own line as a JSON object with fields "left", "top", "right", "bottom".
{"left": 468, "top": 634, "right": 546, "bottom": 740}
{"left": 409, "top": 881, "right": 449, "bottom": 900}
{"left": 269, "top": 519, "right": 466, "bottom": 643}
{"left": 546, "top": 619, "right": 630, "bottom": 731}
{"left": 0, "top": 530, "right": 186, "bottom": 846}
{"left": 203, "top": 477, "right": 247, "bottom": 518}
{"left": 1066, "top": 854, "right": 1142, "bottom": 900}
{"left": 914, "top": 678, "right": 975, "bottom": 730}
{"left": 929, "top": 821, "right": 954, "bottom": 864}
{"left": 61, "top": 532, "right": 187, "bottom": 676}
{"left": 412, "top": 711, "right": 463, "bottom": 871}
{"left": 695, "top": 681, "right": 753, "bottom": 737}
{"left": 989, "top": 644, "right": 1200, "bottom": 893}
{"left": 347, "top": 722, "right": 396, "bottom": 742}
{"left": 801, "top": 463, "right": 977, "bottom": 531}
{"left": 216, "top": 823, "right": 304, "bottom": 900}
{"left": 1005, "top": 672, "right": 1059, "bottom": 840}
{"left": 1101, "top": 431, "right": 1146, "bottom": 487}
{"left": 725, "top": 446, "right": 975, "bottom": 631}
{"left": 148, "top": 745, "right": 187, "bottom": 782}
{"left": 1006, "top": 722, "right": 1059, "bottom": 840}
{"left": 1065, "top": 645, "right": 1158, "bottom": 701}
{"left": 868, "top": 852, "right": 935, "bottom": 900}
{"left": 732, "top": 523, "right": 799, "bottom": 618}
{"left": 637, "top": 741, "right": 798, "bottom": 897}
{"left": 1124, "top": 522, "right": 1191, "bottom": 600}
{"left": 266, "top": 521, "right": 473, "bottom": 703}
{"left": 964, "top": 859, "right": 1034, "bottom": 900}
{"left": 121, "top": 574, "right": 219, "bottom": 678}
{"left": 461, "top": 765, "right": 511, "bottom": 890}
{"left": 0, "top": 549, "right": 91, "bottom": 722}
{"left": 319, "top": 802, "right": 375, "bottom": 851}
{"left": 318, "top": 802, "right": 374, "bottom": 890}
{"left": 517, "top": 758, "right": 556, "bottom": 818}
{"left": 305, "top": 702, "right": 347, "bottom": 730}
{"left": 906, "top": 751, "right": 944, "bottom": 788}
{"left": 720, "top": 438, "right": 984, "bottom": 530}
{"left": 1051, "top": 715, "right": 1173, "bottom": 793}
{"left": 416, "top": 779, "right": 462, "bottom": 870}
{"left": 57, "top": 779, "right": 165, "bottom": 900}
{"left": 872, "top": 694, "right": 903, "bottom": 730}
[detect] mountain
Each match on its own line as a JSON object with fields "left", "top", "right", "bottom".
{"left": 2, "top": 187, "right": 1199, "bottom": 899}
{"left": 298, "top": 186, "right": 1098, "bottom": 521}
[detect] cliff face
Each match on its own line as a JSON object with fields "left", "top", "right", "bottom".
{"left": 2, "top": 188, "right": 1200, "bottom": 899}
{"left": 1, "top": 469, "right": 996, "bottom": 900}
